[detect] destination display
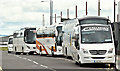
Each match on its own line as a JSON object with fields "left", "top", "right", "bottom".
{"left": 82, "top": 26, "right": 109, "bottom": 31}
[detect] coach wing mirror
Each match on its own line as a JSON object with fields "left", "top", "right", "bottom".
{"left": 75, "top": 34, "right": 79, "bottom": 39}
{"left": 77, "top": 46, "right": 80, "bottom": 50}
{"left": 107, "top": 19, "right": 111, "bottom": 25}
{"left": 115, "top": 40, "right": 118, "bottom": 48}
{"left": 111, "top": 23, "right": 114, "bottom": 31}
{"left": 75, "top": 39, "right": 79, "bottom": 50}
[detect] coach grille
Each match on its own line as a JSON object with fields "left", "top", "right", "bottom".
{"left": 89, "top": 50, "right": 107, "bottom": 55}
{"left": 91, "top": 57, "right": 105, "bottom": 59}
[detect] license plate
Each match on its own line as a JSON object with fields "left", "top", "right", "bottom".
{"left": 94, "top": 60, "right": 102, "bottom": 63}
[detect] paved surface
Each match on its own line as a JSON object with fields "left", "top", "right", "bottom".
{"left": 0, "top": 51, "right": 116, "bottom": 71}
{"left": 116, "top": 55, "right": 120, "bottom": 70}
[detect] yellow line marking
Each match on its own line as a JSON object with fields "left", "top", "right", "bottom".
{"left": 0, "top": 66, "right": 3, "bottom": 71}
{"left": 98, "top": 68, "right": 103, "bottom": 69}
{"left": 111, "top": 67, "right": 114, "bottom": 69}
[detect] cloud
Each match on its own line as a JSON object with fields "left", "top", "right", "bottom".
{"left": 0, "top": 0, "right": 117, "bottom": 35}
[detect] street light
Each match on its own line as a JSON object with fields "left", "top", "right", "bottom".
{"left": 41, "top": 0, "right": 53, "bottom": 25}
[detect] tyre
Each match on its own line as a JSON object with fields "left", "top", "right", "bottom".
{"left": 39, "top": 46, "right": 42, "bottom": 56}
{"left": 75, "top": 61, "right": 79, "bottom": 65}
{"left": 110, "top": 63, "right": 115, "bottom": 67}
{"left": 15, "top": 52, "right": 18, "bottom": 55}
{"left": 28, "top": 52, "right": 34, "bottom": 55}
{"left": 39, "top": 51, "right": 42, "bottom": 56}
{"left": 16, "top": 52, "right": 21, "bottom": 55}
{"left": 8, "top": 51, "right": 11, "bottom": 53}
{"left": 23, "top": 53, "right": 27, "bottom": 55}
{"left": 77, "top": 55, "right": 83, "bottom": 67}
{"left": 51, "top": 51, "right": 54, "bottom": 56}
{"left": 51, "top": 46, "right": 54, "bottom": 56}
{"left": 65, "top": 47, "right": 67, "bottom": 56}
{"left": 79, "top": 61, "right": 83, "bottom": 67}
{"left": 65, "top": 47, "right": 69, "bottom": 58}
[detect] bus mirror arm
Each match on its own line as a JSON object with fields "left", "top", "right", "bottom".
{"left": 77, "top": 46, "right": 80, "bottom": 50}
{"left": 75, "top": 39, "right": 80, "bottom": 50}
{"left": 115, "top": 40, "right": 118, "bottom": 48}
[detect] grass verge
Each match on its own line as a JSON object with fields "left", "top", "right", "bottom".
{"left": 0, "top": 47, "right": 8, "bottom": 51}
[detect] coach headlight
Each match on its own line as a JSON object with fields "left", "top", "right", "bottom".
{"left": 81, "top": 48, "right": 88, "bottom": 54}
{"left": 108, "top": 48, "right": 113, "bottom": 53}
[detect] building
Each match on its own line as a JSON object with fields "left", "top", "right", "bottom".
{"left": 0, "top": 35, "right": 12, "bottom": 47}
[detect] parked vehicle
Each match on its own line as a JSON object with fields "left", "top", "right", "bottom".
{"left": 62, "top": 16, "right": 115, "bottom": 66}
{"left": 13, "top": 27, "right": 37, "bottom": 55}
{"left": 36, "top": 24, "right": 63, "bottom": 56}
{"left": 8, "top": 36, "right": 13, "bottom": 53}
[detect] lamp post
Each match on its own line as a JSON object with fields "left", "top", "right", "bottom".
{"left": 114, "top": 0, "right": 117, "bottom": 22}
{"left": 42, "top": 14, "right": 45, "bottom": 26}
{"left": 41, "top": 0, "right": 53, "bottom": 25}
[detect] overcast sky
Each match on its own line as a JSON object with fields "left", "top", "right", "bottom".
{"left": 0, "top": 0, "right": 120, "bottom": 35}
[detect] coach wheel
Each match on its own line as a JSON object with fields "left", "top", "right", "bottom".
{"left": 17, "top": 52, "right": 21, "bottom": 55}
{"left": 8, "top": 51, "right": 11, "bottom": 53}
{"left": 65, "top": 47, "right": 67, "bottom": 56}
{"left": 19, "top": 52, "right": 21, "bottom": 55}
{"left": 15, "top": 47, "right": 17, "bottom": 55}
{"left": 16, "top": 52, "right": 19, "bottom": 55}
{"left": 28, "top": 52, "right": 34, "bottom": 55}
{"left": 15, "top": 52, "right": 17, "bottom": 55}
{"left": 78, "top": 55, "right": 83, "bottom": 67}
{"left": 23, "top": 53, "right": 27, "bottom": 55}
{"left": 22, "top": 47, "right": 24, "bottom": 53}
{"left": 51, "top": 46, "right": 54, "bottom": 56}
{"left": 39, "top": 46, "right": 42, "bottom": 56}
{"left": 75, "top": 61, "right": 79, "bottom": 65}
{"left": 79, "top": 61, "right": 83, "bottom": 67}
{"left": 110, "top": 63, "right": 115, "bottom": 68}
{"left": 15, "top": 47, "right": 16, "bottom": 52}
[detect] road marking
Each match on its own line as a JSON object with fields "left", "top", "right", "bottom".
{"left": 40, "top": 65, "right": 56, "bottom": 71}
{"left": 0, "top": 66, "right": 3, "bottom": 71}
{"left": 98, "top": 68, "right": 103, "bottom": 69}
{"left": 48, "top": 68, "right": 56, "bottom": 71}
{"left": 23, "top": 58, "right": 27, "bottom": 60}
{"left": 12, "top": 54, "right": 39, "bottom": 65}
{"left": 111, "top": 67, "right": 114, "bottom": 69}
{"left": 55, "top": 58, "right": 74, "bottom": 62}
{"left": 8, "top": 54, "right": 12, "bottom": 55}
{"left": 33, "top": 61, "right": 39, "bottom": 65}
{"left": 27, "top": 59, "right": 32, "bottom": 62}
{"left": 40, "top": 64, "right": 48, "bottom": 68}
{"left": 16, "top": 55, "right": 19, "bottom": 57}
{"left": 19, "top": 57, "right": 22, "bottom": 58}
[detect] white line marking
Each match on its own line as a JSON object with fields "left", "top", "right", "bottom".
{"left": 23, "top": 58, "right": 27, "bottom": 60}
{"left": 55, "top": 58, "right": 74, "bottom": 62}
{"left": 33, "top": 61, "right": 39, "bottom": 65}
{"left": 0, "top": 66, "right": 3, "bottom": 71}
{"left": 8, "top": 54, "right": 12, "bottom": 55}
{"left": 40, "top": 64, "right": 48, "bottom": 68}
{"left": 27, "top": 59, "right": 32, "bottom": 62}
{"left": 19, "top": 57, "right": 22, "bottom": 58}
{"left": 15, "top": 55, "right": 20, "bottom": 58}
